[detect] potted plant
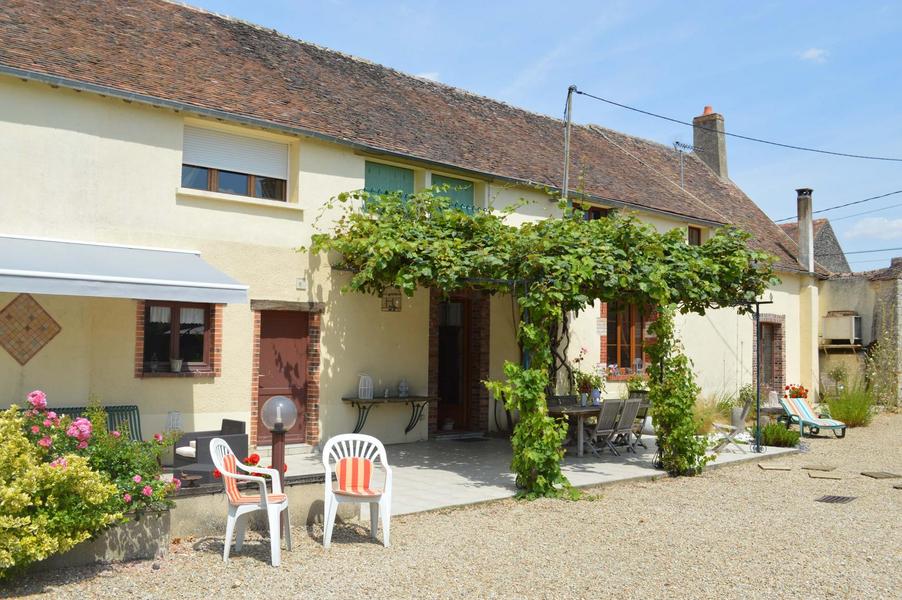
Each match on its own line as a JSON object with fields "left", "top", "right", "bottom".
{"left": 169, "top": 358, "right": 183, "bottom": 373}
{"left": 626, "top": 373, "right": 649, "bottom": 400}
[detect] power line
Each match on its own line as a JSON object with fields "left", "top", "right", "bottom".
{"left": 818, "top": 246, "right": 902, "bottom": 256}
{"left": 827, "top": 200, "right": 902, "bottom": 222}
{"left": 774, "top": 189, "right": 902, "bottom": 222}
{"left": 574, "top": 89, "right": 902, "bottom": 163}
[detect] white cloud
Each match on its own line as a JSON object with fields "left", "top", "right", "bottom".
{"left": 416, "top": 72, "right": 440, "bottom": 82}
{"left": 845, "top": 217, "right": 902, "bottom": 240}
{"left": 799, "top": 47, "right": 828, "bottom": 63}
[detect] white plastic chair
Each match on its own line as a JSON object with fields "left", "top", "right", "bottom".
{"left": 321, "top": 433, "right": 393, "bottom": 548}
{"left": 209, "top": 438, "right": 291, "bottom": 566}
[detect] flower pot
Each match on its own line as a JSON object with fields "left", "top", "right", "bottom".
{"left": 169, "top": 359, "right": 183, "bottom": 373}
{"left": 731, "top": 406, "right": 745, "bottom": 430}
{"left": 579, "top": 393, "right": 588, "bottom": 406}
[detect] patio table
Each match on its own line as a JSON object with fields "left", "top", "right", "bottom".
{"left": 547, "top": 404, "right": 602, "bottom": 457}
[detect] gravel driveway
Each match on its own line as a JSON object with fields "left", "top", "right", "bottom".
{"left": 5, "top": 413, "right": 901, "bottom": 599}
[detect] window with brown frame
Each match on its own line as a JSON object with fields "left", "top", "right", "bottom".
{"left": 606, "top": 303, "right": 647, "bottom": 372}
{"left": 688, "top": 226, "right": 702, "bottom": 246}
{"left": 582, "top": 205, "right": 611, "bottom": 220}
{"left": 181, "top": 164, "right": 287, "bottom": 201}
{"left": 142, "top": 302, "right": 212, "bottom": 373}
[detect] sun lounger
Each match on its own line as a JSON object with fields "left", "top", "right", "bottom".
{"left": 780, "top": 396, "right": 846, "bottom": 438}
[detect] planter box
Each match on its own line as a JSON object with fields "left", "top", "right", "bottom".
{"left": 38, "top": 510, "right": 170, "bottom": 569}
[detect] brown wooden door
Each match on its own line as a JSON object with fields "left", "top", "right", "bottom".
{"left": 257, "top": 311, "right": 308, "bottom": 445}
{"left": 437, "top": 299, "right": 470, "bottom": 429}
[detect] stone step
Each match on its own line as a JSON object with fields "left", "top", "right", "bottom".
{"left": 253, "top": 443, "right": 315, "bottom": 457}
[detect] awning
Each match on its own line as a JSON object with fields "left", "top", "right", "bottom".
{"left": 0, "top": 235, "right": 248, "bottom": 304}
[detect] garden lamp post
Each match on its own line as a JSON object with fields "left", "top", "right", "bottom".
{"left": 260, "top": 395, "right": 297, "bottom": 490}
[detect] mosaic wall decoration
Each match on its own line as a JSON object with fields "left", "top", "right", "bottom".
{"left": 0, "top": 294, "right": 62, "bottom": 365}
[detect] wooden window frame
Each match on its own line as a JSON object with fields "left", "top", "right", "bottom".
{"left": 182, "top": 164, "right": 287, "bottom": 202}
{"left": 688, "top": 226, "right": 702, "bottom": 246}
{"left": 606, "top": 303, "right": 647, "bottom": 373}
{"left": 584, "top": 206, "right": 611, "bottom": 220}
{"left": 143, "top": 301, "right": 212, "bottom": 373}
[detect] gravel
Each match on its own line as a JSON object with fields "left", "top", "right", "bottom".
{"left": 5, "top": 413, "right": 901, "bottom": 599}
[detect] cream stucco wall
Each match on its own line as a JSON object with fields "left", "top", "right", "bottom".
{"left": 0, "top": 74, "right": 817, "bottom": 446}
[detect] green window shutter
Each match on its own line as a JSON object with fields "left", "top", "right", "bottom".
{"left": 364, "top": 161, "right": 414, "bottom": 196}
{"left": 432, "top": 174, "right": 475, "bottom": 214}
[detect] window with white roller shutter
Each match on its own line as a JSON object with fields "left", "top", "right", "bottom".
{"left": 181, "top": 126, "right": 289, "bottom": 201}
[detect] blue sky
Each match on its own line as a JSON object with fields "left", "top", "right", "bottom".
{"left": 192, "top": 0, "right": 902, "bottom": 270}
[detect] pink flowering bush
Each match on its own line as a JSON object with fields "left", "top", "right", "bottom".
{"left": 19, "top": 391, "right": 178, "bottom": 514}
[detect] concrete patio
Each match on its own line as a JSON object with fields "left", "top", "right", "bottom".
{"left": 284, "top": 436, "right": 796, "bottom": 515}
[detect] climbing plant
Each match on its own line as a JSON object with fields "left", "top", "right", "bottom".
{"left": 309, "top": 188, "right": 776, "bottom": 497}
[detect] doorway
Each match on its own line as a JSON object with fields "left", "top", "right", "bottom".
{"left": 256, "top": 310, "right": 308, "bottom": 445}
{"left": 437, "top": 299, "right": 471, "bottom": 431}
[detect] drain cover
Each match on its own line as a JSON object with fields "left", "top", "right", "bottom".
{"left": 816, "top": 495, "right": 856, "bottom": 504}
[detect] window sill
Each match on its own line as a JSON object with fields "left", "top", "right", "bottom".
{"left": 176, "top": 187, "right": 303, "bottom": 214}
{"left": 139, "top": 370, "right": 216, "bottom": 379}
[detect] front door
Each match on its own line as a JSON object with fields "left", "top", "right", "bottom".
{"left": 437, "top": 299, "right": 470, "bottom": 429}
{"left": 256, "top": 310, "right": 308, "bottom": 445}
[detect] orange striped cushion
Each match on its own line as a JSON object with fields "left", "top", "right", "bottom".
{"left": 222, "top": 454, "right": 285, "bottom": 505}
{"left": 335, "top": 457, "right": 381, "bottom": 496}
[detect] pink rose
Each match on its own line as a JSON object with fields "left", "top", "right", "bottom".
{"left": 46, "top": 411, "right": 57, "bottom": 420}
{"left": 77, "top": 440, "right": 88, "bottom": 449}
{"left": 153, "top": 433, "right": 163, "bottom": 443}
{"left": 31, "top": 425, "right": 40, "bottom": 434}
{"left": 123, "top": 493, "right": 132, "bottom": 503}
{"left": 27, "top": 390, "right": 47, "bottom": 411}
{"left": 133, "top": 475, "right": 142, "bottom": 483}
{"left": 66, "top": 417, "right": 92, "bottom": 442}
{"left": 111, "top": 430, "right": 121, "bottom": 438}
{"left": 38, "top": 436, "right": 52, "bottom": 448}
{"left": 172, "top": 478, "right": 182, "bottom": 491}
{"left": 43, "top": 419, "right": 52, "bottom": 427}
{"left": 142, "top": 485, "right": 153, "bottom": 497}
{"left": 49, "top": 457, "right": 68, "bottom": 468}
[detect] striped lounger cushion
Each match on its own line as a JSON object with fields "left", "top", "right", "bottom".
{"left": 335, "top": 457, "right": 382, "bottom": 497}
{"left": 222, "top": 454, "right": 287, "bottom": 505}
{"left": 785, "top": 397, "right": 845, "bottom": 428}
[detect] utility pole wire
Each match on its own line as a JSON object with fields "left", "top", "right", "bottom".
{"left": 574, "top": 89, "right": 902, "bottom": 163}
{"left": 774, "top": 189, "right": 902, "bottom": 222}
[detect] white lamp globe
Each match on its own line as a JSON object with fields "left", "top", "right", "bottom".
{"left": 260, "top": 395, "right": 297, "bottom": 432}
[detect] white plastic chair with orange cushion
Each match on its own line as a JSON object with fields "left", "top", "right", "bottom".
{"left": 321, "top": 433, "right": 393, "bottom": 548}
{"left": 209, "top": 437, "right": 291, "bottom": 566}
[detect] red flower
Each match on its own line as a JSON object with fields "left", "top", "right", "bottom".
{"left": 248, "top": 453, "right": 260, "bottom": 465}
{"left": 212, "top": 468, "right": 221, "bottom": 479}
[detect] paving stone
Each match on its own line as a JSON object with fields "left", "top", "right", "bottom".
{"left": 860, "top": 471, "right": 901, "bottom": 479}
{"left": 808, "top": 472, "right": 842, "bottom": 480}
{"left": 758, "top": 463, "right": 791, "bottom": 471}
{"left": 801, "top": 464, "right": 836, "bottom": 472}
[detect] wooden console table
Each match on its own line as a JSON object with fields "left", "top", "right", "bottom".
{"left": 342, "top": 396, "right": 433, "bottom": 435}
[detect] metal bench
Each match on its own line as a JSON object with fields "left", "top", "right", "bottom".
{"left": 53, "top": 405, "right": 143, "bottom": 441}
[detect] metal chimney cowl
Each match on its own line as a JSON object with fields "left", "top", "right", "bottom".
{"left": 796, "top": 188, "right": 814, "bottom": 273}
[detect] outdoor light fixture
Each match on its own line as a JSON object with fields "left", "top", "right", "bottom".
{"left": 261, "top": 395, "right": 297, "bottom": 489}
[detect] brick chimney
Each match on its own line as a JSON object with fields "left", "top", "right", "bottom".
{"left": 796, "top": 188, "right": 814, "bottom": 272}
{"left": 693, "top": 105, "right": 728, "bottom": 179}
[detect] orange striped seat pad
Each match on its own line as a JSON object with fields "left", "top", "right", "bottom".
{"left": 222, "top": 453, "right": 287, "bottom": 505}
{"left": 334, "top": 457, "right": 382, "bottom": 497}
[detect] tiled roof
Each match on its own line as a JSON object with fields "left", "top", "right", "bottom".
{"left": 779, "top": 218, "right": 828, "bottom": 241}
{"left": 0, "top": 0, "right": 807, "bottom": 272}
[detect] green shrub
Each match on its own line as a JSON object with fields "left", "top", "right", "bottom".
{"left": 0, "top": 407, "right": 120, "bottom": 579}
{"left": 826, "top": 381, "right": 875, "bottom": 427}
{"left": 757, "top": 422, "right": 800, "bottom": 448}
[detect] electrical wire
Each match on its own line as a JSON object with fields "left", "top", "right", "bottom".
{"left": 826, "top": 200, "right": 902, "bottom": 223}
{"left": 817, "top": 246, "right": 902, "bottom": 256}
{"left": 773, "top": 189, "right": 902, "bottom": 222}
{"left": 574, "top": 89, "right": 902, "bottom": 163}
